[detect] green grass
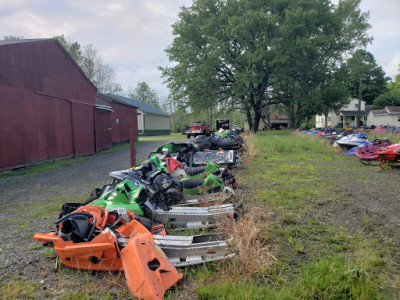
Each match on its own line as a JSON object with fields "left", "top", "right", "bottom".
{"left": 0, "top": 133, "right": 182, "bottom": 178}
{"left": 190, "top": 130, "right": 399, "bottom": 299}
{"left": 0, "top": 157, "right": 88, "bottom": 179}
{"left": 98, "top": 133, "right": 184, "bottom": 154}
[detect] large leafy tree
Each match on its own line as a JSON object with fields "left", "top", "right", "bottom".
{"left": 344, "top": 49, "right": 388, "bottom": 105}
{"left": 161, "top": 0, "right": 371, "bottom": 131}
{"left": 128, "top": 82, "right": 161, "bottom": 109}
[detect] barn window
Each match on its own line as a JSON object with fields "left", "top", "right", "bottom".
{"left": 355, "top": 103, "right": 359, "bottom": 108}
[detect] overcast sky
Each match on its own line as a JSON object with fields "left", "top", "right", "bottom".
{"left": 0, "top": 0, "right": 399, "bottom": 103}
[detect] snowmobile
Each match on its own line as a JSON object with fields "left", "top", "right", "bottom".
{"left": 334, "top": 132, "right": 370, "bottom": 150}
{"left": 374, "top": 142, "right": 400, "bottom": 169}
{"left": 355, "top": 139, "right": 391, "bottom": 165}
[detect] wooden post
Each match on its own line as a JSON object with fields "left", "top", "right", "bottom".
{"left": 358, "top": 73, "right": 362, "bottom": 128}
{"left": 130, "top": 122, "right": 136, "bottom": 168}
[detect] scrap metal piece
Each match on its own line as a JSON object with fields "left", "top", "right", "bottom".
{"left": 153, "top": 233, "right": 234, "bottom": 267}
{"left": 153, "top": 203, "right": 236, "bottom": 229}
{"left": 180, "top": 187, "right": 234, "bottom": 206}
{"left": 193, "top": 150, "right": 238, "bottom": 167}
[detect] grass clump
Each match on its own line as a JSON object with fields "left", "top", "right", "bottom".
{"left": 0, "top": 157, "right": 88, "bottom": 179}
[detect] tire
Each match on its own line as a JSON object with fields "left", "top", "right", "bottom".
{"left": 187, "top": 134, "right": 191, "bottom": 139}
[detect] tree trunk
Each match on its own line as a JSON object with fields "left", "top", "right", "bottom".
{"left": 244, "top": 102, "right": 253, "bottom": 131}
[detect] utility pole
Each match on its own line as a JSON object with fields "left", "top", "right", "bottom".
{"left": 358, "top": 73, "right": 362, "bottom": 128}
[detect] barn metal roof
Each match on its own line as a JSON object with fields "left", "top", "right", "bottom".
{"left": 0, "top": 39, "right": 51, "bottom": 46}
{"left": 99, "top": 93, "right": 169, "bottom": 117}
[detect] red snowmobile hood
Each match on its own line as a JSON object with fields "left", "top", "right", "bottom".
{"left": 375, "top": 143, "right": 400, "bottom": 154}
{"left": 166, "top": 157, "right": 184, "bottom": 173}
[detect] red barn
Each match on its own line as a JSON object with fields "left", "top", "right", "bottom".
{"left": 0, "top": 39, "right": 114, "bottom": 171}
{"left": 96, "top": 93, "right": 138, "bottom": 145}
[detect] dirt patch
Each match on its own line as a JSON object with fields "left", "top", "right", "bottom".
{"left": 313, "top": 158, "right": 400, "bottom": 244}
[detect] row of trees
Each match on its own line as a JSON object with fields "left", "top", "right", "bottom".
{"left": 160, "top": 0, "right": 391, "bottom": 132}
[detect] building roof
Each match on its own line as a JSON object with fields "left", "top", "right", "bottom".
{"left": 371, "top": 109, "right": 387, "bottom": 115}
{"left": 341, "top": 110, "right": 369, "bottom": 116}
{"left": 0, "top": 39, "right": 51, "bottom": 47}
{"left": 99, "top": 93, "right": 169, "bottom": 117}
{"left": 371, "top": 106, "right": 400, "bottom": 115}
{"left": 386, "top": 106, "right": 400, "bottom": 113}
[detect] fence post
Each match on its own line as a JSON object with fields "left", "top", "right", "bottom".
{"left": 130, "top": 122, "right": 136, "bottom": 167}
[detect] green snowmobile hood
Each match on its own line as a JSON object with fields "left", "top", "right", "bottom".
{"left": 151, "top": 143, "right": 191, "bottom": 155}
{"left": 90, "top": 180, "right": 144, "bottom": 216}
{"left": 181, "top": 174, "right": 223, "bottom": 195}
{"left": 215, "top": 131, "right": 229, "bottom": 136}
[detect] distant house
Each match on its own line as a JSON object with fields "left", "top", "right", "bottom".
{"left": 98, "top": 94, "right": 170, "bottom": 136}
{"left": 315, "top": 98, "right": 373, "bottom": 128}
{"left": 368, "top": 106, "right": 400, "bottom": 127}
{"left": 244, "top": 111, "right": 289, "bottom": 131}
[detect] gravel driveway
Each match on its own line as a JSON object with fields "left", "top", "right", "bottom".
{"left": 0, "top": 139, "right": 188, "bottom": 297}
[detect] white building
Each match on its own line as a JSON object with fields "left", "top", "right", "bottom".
{"left": 315, "top": 98, "right": 372, "bottom": 128}
{"left": 368, "top": 106, "right": 400, "bottom": 127}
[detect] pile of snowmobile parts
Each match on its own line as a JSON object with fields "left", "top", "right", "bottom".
{"left": 34, "top": 206, "right": 183, "bottom": 300}
{"left": 34, "top": 205, "right": 234, "bottom": 299}
{"left": 33, "top": 133, "right": 245, "bottom": 299}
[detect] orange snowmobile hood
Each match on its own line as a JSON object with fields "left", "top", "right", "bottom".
{"left": 33, "top": 228, "right": 122, "bottom": 271}
{"left": 120, "top": 221, "right": 183, "bottom": 300}
{"left": 34, "top": 208, "right": 181, "bottom": 299}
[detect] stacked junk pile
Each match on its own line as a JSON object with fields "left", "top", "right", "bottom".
{"left": 33, "top": 130, "right": 246, "bottom": 299}
{"left": 300, "top": 126, "right": 400, "bottom": 169}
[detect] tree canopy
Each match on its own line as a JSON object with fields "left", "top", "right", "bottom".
{"left": 343, "top": 49, "right": 388, "bottom": 105}
{"left": 161, "top": 0, "right": 372, "bottom": 131}
{"left": 128, "top": 82, "right": 161, "bottom": 109}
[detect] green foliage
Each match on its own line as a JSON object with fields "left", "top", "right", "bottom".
{"left": 128, "top": 82, "right": 161, "bottom": 109}
{"left": 162, "top": 0, "right": 371, "bottom": 131}
{"left": 344, "top": 49, "right": 388, "bottom": 105}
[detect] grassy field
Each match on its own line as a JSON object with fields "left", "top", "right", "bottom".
{"left": 188, "top": 130, "right": 400, "bottom": 299}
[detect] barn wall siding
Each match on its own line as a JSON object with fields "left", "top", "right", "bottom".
{"left": 0, "top": 40, "right": 97, "bottom": 171}
{"left": 95, "top": 109, "right": 112, "bottom": 152}
{"left": 110, "top": 102, "right": 138, "bottom": 144}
